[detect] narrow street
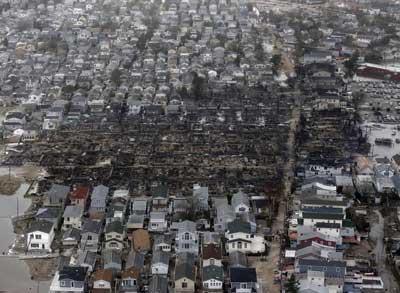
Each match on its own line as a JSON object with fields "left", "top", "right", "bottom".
{"left": 370, "top": 210, "right": 398, "bottom": 292}
{"left": 259, "top": 106, "right": 300, "bottom": 293}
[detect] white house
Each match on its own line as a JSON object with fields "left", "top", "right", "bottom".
{"left": 27, "top": 220, "right": 55, "bottom": 252}
{"left": 231, "top": 190, "right": 251, "bottom": 214}
{"left": 225, "top": 219, "right": 266, "bottom": 254}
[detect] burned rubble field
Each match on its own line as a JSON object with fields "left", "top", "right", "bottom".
{"left": 8, "top": 92, "right": 293, "bottom": 191}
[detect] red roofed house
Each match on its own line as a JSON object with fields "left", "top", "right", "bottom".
{"left": 70, "top": 186, "right": 91, "bottom": 209}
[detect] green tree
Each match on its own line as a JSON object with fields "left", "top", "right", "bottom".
{"left": 284, "top": 275, "right": 299, "bottom": 293}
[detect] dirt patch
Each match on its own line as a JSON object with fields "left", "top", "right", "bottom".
{"left": 0, "top": 175, "right": 22, "bottom": 195}
{"left": 24, "top": 258, "right": 58, "bottom": 281}
{"left": 16, "top": 165, "right": 46, "bottom": 181}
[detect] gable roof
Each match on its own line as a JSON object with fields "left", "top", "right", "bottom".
{"left": 105, "top": 220, "right": 123, "bottom": 234}
{"left": 46, "top": 184, "right": 70, "bottom": 201}
{"left": 70, "top": 186, "right": 90, "bottom": 200}
{"left": 202, "top": 243, "right": 222, "bottom": 260}
{"left": 82, "top": 219, "right": 102, "bottom": 234}
{"left": 152, "top": 250, "right": 170, "bottom": 265}
{"left": 231, "top": 189, "right": 250, "bottom": 209}
{"left": 203, "top": 265, "right": 223, "bottom": 282}
{"left": 230, "top": 267, "right": 257, "bottom": 283}
{"left": 27, "top": 220, "right": 54, "bottom": 234}
{"left": 175, "top": 261, "right": 196, "bottom": 281}
{"left": 59, "top": 266, "right": 87, "bottom": 281}
{"left": 93, "top": 269, "right": 113, "bottom": 282}
{"left": 63, "top": 205, "right": 83, "bottom": 218}
{"left": 227, "top": 219, "right": 251, "bottom": 234}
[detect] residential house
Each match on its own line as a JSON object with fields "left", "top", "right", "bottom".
{"left": 105, "top": 220, "right": 125, "bottom": 250}
{"left": 193, "top": 184, "right": 209, "bottom": 212}
{"left": 89, "top": 184, "right": 109, "bottom": 219}
{"left": 213, "top": 197, "right": 235, "bottom": 233}
{"left": 231, "top": 190, "right": 250, "bottom": 214}
{"left": 49, "top": 266, "right": 88, "bottom": 293}
{"left": 202, "top": 243, "right": 222, "bottom": 267}
{"left": 92, "top": 269, "right": 113, "bottom": 293}
{"left": 62, "top": 205, "right": 83, "bottom": 231}
{"left": 131, "top": 229, "right": 151, "bottom": 253}
{"left": 75, "top": 249, "right": 97, "bottom": 273}
{"left": 149, "top": 275, "right": 168, "bottom": 293}
{"left": 229, "top": 267, "right": 258, "bottom": 293}
{"left": 149, "top": 211, "right": 168, "bottom": 232}
{"left": 80, "top": 219, "right": 102, "bottom": 252}
{"left": 229, "top": 251, "right": 248, "bottom": 268}
{"left": 102, "top": 249, "right": 122, "bottom": 272}
{"left": 62, "top": 228, "right": 81, "bottom": 247}
{"left": 44, "top": 184, "right": 70, "bottom": 208}
{"left": 69, "top": 186, "right": 90, "bottom": 209}
{"left": 27, "top": 220, "right": 55, "bottom": 252}
{"left": 151, "top": 184, "right": 169, "bottom": 212}
{"left": 35, "top": 207, "right": 62, "bottom": 226}
{"left": 151, "top": 251, "right": 170, "bottom": 275}
{"left": 295, "top": 259, "right": 346, "bottom": 278}
{"left": 175, "top": 260, "right": 196, "bottom": 293}
{"left": 125, "top": 251, "right": 145, "bottom": 273}
{"left": 120, "top": 268, "right": 140, "bottom": 293}
{"left": 225, "top": 219, "right": 266, "bottom": 254}
{"left": 153, "top": 234, "right": 173, "bottom": 252}
{"left": 174, "top": 220, "right": 199, "bottom": 255}
{"left": 202, "top": 265, "right": 224, "bottom": 293}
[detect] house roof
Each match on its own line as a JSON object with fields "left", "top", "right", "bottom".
{"left": 105, "top": 220, "right": 123, "bottom": 234}
{"left": 302, "top": 198, "right": 347, "bottom": 207}
{"left": 202, "top": 243, "right": 222, "bottom": 260}
{"left": 35, "top": 207, "right": 62, "bottom": 219}
{"left": 153, "top": 234, "right": 173, "bottom": 247}
{"left": 230, "top": 267, "right": 257, "bottom": 283}
{"left": 152, "top": 250, "right": 170, "bottom": 265}
{"left": 315, "top": 222, "right": 341, "bottom": 229}
{"left": 125, "top": 251, "right": 145, "bottom": 269}
{"left": 27, "top": 220, "right": 54, "bottom": 234}
{"left": 231, "top": 189, "right": 249, "bottom": 209}
{"left": 203, "top": 265, "right": 223, "bottom": 282}
{"left": 82, "top": 219, "right": 102, "bottom": 234}
{"left": 175, "top": 261, "right": 196, "bottom": 281}
{"left": 149, "top": 275, "right": 168, "bottom": 293}
{"left": 102, "top": 249, "right": 121, "bottom": 264}
{"left": 63, "top": 205, "right": 83, "bottom": 218}
{"left": 297, "top": 259, "right": 346, "bottom": 268}
{"left": 302, "top": 212, "right": 343, "bottom": 220}
{"left": 70, "top": 186, "right": 90, "bottom": 200}
{"left": 93, "top": 269, "right": 113, "bottom": 282}
{"left": 59, "top": 266, "right": 88, "bottom": 281}
{"left": 92, "top": 184, "right": 109, "bottom": 199}
{"left": 227, "top": 219, "right": 251, "bottom": 234}
{"left": 229, "top": 251, "right": 248, "bottom": 268}
{"left": 152, "top": 184, "right": 168, "bottom": 198}
{"left": 121, "top": 268, "right": 140, "bottom": 280}
{"left": 63, "top": 227, "right": 81, "bottom": 241}
{"left": 46, "top": 184, "right": 70, "bottom": 200}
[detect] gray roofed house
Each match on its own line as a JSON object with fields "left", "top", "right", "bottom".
{"left": 127, "top": 213, "right": 145, "bottom": 230}
{"left": 27, "top": 220, "right": 54, "bottom": 234}
{"left": 173, "top": 220, "right": 199, "bottom": 255}
{"left": 213, "top": 197, "right": 235, "bottom": 233}
{"left": 153, "top": 234, "right": 173, "bottom": 252}
{"left": 49, "top": 266, "right": 88, "bottom": 292}
{"left": 125, "top": 251, "right": 145, "bottom": 271}
{"left": 131, "top": 197, "right": 148, "bottom": 215}
{"left": 231, "top": 189, "right": 250, "bottom": 214}
{"left": 35, "top": 207, "right": 62, "bottom": 225}
{"left": 80, "top": 219, "right": 102, "bottom": 252}
{"left": 226, "top": 219, "right": 251, "bottom": 234}
{"left": 44, "top": 184, "right": 70, "bottom": 207}
{"left": 193, "top": 184, "right": 209, "bottom": 212}
{"left": 62, "top": 205, "right": 83, "bottom": 231}
{"left": 76, "top": 249, "right": 97, "bottom": 272}
{"left": 103, "top": 249, "right": 122, "bottom": 272}
{"left": 229, "top": 251, "right": 248, "bottom": 268}
{"left": 62, "top": 227, "right": 81, "bottom": 247}
{"left": 229, "top": 267, "right": 258, "bottom": 292}
{"left": 151, "top": 250, "right": 170, "bottom": 275}
{"left": 149, "top": 275, "right": 168, "bottom": 293}
{"left": 295, "top": 259, "right": 346, "bottom": 278}
{"left": 89, "top": 185, "right": 109, "bottom": 216}
{"left": 175, "top": 261, "right": 196, "bottom": 292}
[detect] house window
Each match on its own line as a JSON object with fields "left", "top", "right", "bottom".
{"left": 210, "top": 259, "right": 215, "bottom": 265}
{"left": 232, "top": 243, "right": 235, "bottom": 248}
{"left": 35, "top": 234, "right": 42, "bottom": 239}
{"left": 30, "top": 234, "right": 34, "bottom": 238}
{"left": 182, "top": 282, "right": 188, "bottom": 288}
{"left": 238, "top": 242, "right": 242, "bottom": 249}
{"left": 244, "top": 243, "right": 248, "bottom": 249}
{"left": 87, "top": 235, "right": 92, "bottom": 241}
{"left": 240, "top": 283, "right": 247, "bottom": 289}
{"left": 184, "top": 243, "right": 190, "bottom": 249}
{"left": 71, "top": 281, "right": 74, "bottom": 287}
{"left": 184, "top": 233, "right": 191, "bottom": 240}
{"left": 31, "top": 243, "right": 39, "bottom": 248}
{"left": 60, "top": 281, "right": 66, "bottom": 287}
